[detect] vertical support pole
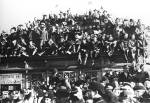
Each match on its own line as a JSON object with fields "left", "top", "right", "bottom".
{"left": 46, "top": 70, "right": 49, "bottom": 86}
{"left": 25, "top": 70, "right": 28, "bottom": 89}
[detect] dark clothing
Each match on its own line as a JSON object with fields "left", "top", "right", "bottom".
{"left": 89, "top": 82, "right": 119, "bottom": 103}
{"left": 123, "top": 26, "right": 130, "bottom": 34}
{"left": 80, "top": 42, "right": 88, "bottom": 51}
{"left": 129, "top": 26, "right": 136, "bottom": 35}
{"left": 8, "top": 33, "right": 18, "bottom": 41}
{"left": 49, "top": 75, "right": 60, "bottom": 85}
{"left": 2, "top": 98, "right": 11, "bottom": 103}
{"left": 104, "top": 22, "right": 115, "bottom": 35}
{"left": 135, "top": 71, "right": 149, "bottom": 83}
{"left": 118, "top": 72, "right": 132, "bottom": 83}
{"left": 28, "top": 29, "right": 41, "bottom": 49}
{"left": 137, "top": 39, "right": 147, "bottom": 57}
{"left": 29, "top": 30, "right": 40, "bottom": 42}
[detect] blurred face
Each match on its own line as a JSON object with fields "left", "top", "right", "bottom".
{"left": 137, "top": 19, "right": 142, "bottom": 26}
{"left": 114, "top": 80, "right": 119, "bottom": 87}
{"left": 130, "top": 21, "right": 134, "bottom": 26}
{"left": 99, "top": 11, "right": 103, "bottom": 16}
{"left": 17, "top": 26, "right": 21, "bottom": 31}
{"left": 123, "top": 69, "right": 128, "bottom": 73}
{"left": 79, "top": 84, "right": 83, "bottom": 89}
{"left": 43, "top": 15, "right": 47, "bottom": 20}
{"left": 123, "top": 86, "right": 135, "bottom": 97}
{"left": 104, "top": 19, "right": 108, "bottom": 23}
{"left": 103, "top": 11, "right": 107, "bottom": 16}
{"left": 89, "top": 26, "right": 92, "bottom": 29}
{"left": 145, "top": 81, "right": 150, "bottom": 89}
{"left": 84, "top": 32, "right": 88, "bottom": 37}
{"left": 44, "top": 98, "right": 52, "bottom": 103}
{"left": 102, "top": 34, "right": 106, "bottom": 40}
{"left": 86, "top": 99, "right": 93, "bottom": 103}
{"left": 10, "top": 29, "right": 16, "bottom": 34}
{"left": 60, "top": 37, "right": 64, "bottom": 42}
{"left": 123, "top": 21, "right": 129, "bottom": 26}
{"left": 115, "top": 18, "right": 120, "bottom": 24}
{"left": 52, "top": 26, "right": 56, "bottom": 32}
{"left": 34, "top": 17, "right": 37, "bottom": 22}
{"left": 83, "top": 39, "right": 86, "bottom": 44}
{"left": 65, "top": 75, "right": 69, "bottom": 79}
{"left": 85, "top": 90, "right": 95, "bottom": 103}
{"left": 141, "top": 24, "right": 145, "bottom": 31}
{"left": 109, "top": 35, "right": 113, "bottom": 41}
{"left": 41, "top": 23, "right": 45, "bottom": 28}
{"left": 147, "top": 88, "right": 150, "bottom": 95}
{"left": 106, "top": 86, "right": 113, "bottom": 92}
{"left": 84, "top": 17, "right": 86, "bottom": 20}
{"left": 59, "top": 14, "right": 62, "bottom": 19}
{"left": 139, "top": 34, "right": 144, "bottom": 40}
{"left": 135, "top": 28, "right": 140, "bottom": 34}
{"left": 93, "top": 37, "right": 97, "bottom": 42}
{"left": 24, "top": 89, "right": 30, "bottom": 95}
{"left": 12, "top": 91, "right": 19, "bottom": 99}
{"left": 116, "top": 25, "right": 122, "bottom": 31}
{"left": 131, "top": 34, "right": 135, "bottom": 40}
{"left": 134, "top": 90, "right": 145, "bottom": 97}
{"left": 87, "top": 35, "right": 91, "bottom": 41}
{"left": 124, "top": 33, "right": 128, "bottom": 39}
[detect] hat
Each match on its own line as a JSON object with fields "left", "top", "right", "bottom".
{"left": 60, "top": 86, "right": 67, "bottom": 90}
{"left": 106, "top": 85, "right": 113, "bottom": 90}
{"left": 145, "top": 78, "right": 150, "bottom": 81}
{"left": 18, "top": 24, "right": 23, "bottom": 27}
{"left": 123, "top": 82, "right": 132, "bottom": 88}
{"left": 75, "top": 80, "right": 84, "bottom": 86}
{"left": 11, "top": 27, "right": 16, "bottom": 31}
{"left": 43, "top": 14, "right": 47, "bottom": 17}
{"left": 134, "top": 85, "right": 145, "bottom": 90}
{"left": 123, "top": 19, "right": 128, "bottom": 22}
{"left": 120, "top": 85, "right": 131, "bottom": 90}
{"left": 89, "top": 82, "right": 101, "bottom": 91}
{"left": 52, "top": 68, "right": 58, "bottom": 74}
{"left": 137, "top": 68, "right": 142, "bottom": 72}
{"left": 55, "top": 86, "right": 69, "bottom": 98}
{"left": 40, "top": 22, "right": 45, "bottom": 26}
{"left": 130, "top": 19, "right": 134, "bottom": 22}
{"left": 2, "top": 30, "right": 6, "bottom": 34}
{"left": 101, "top": 76, "right": 108, "bottom": 82}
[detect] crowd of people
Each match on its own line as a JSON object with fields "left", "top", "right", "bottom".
{"left": 0, "top": 8, "right": 148, "bottom": 65}
{"left": 1, "top": 65, "right": 150, "bottom": 103}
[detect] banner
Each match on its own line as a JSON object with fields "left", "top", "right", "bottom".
{"left": 0, "top": 73, "right": 22, "bottom": 84}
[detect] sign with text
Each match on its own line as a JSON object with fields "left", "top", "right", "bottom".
{"left": 0, "top": 73, "right": 22, "bottom": 84}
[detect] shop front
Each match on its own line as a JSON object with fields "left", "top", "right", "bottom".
{"left": 0, "top": 73, "right": 23, "bottom": 97}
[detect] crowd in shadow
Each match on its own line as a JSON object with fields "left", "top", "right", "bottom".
{"left": 1, "top": 65, "right": 150, "bottom": 103}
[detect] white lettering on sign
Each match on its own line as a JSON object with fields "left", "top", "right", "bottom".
{"left": 0, "top": 73, "right": 22, "bottom": 84}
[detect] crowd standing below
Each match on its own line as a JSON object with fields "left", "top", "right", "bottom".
{"left": 1, "top": 65, "right": 150, "bottom": 103}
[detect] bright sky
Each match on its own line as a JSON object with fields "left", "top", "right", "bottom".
{"left": 0, "top": 0, "right": 150, "bottom": 32}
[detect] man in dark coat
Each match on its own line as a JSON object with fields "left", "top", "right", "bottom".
{"left": 118, "top": 66, "right": 132, "bottom": 83}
